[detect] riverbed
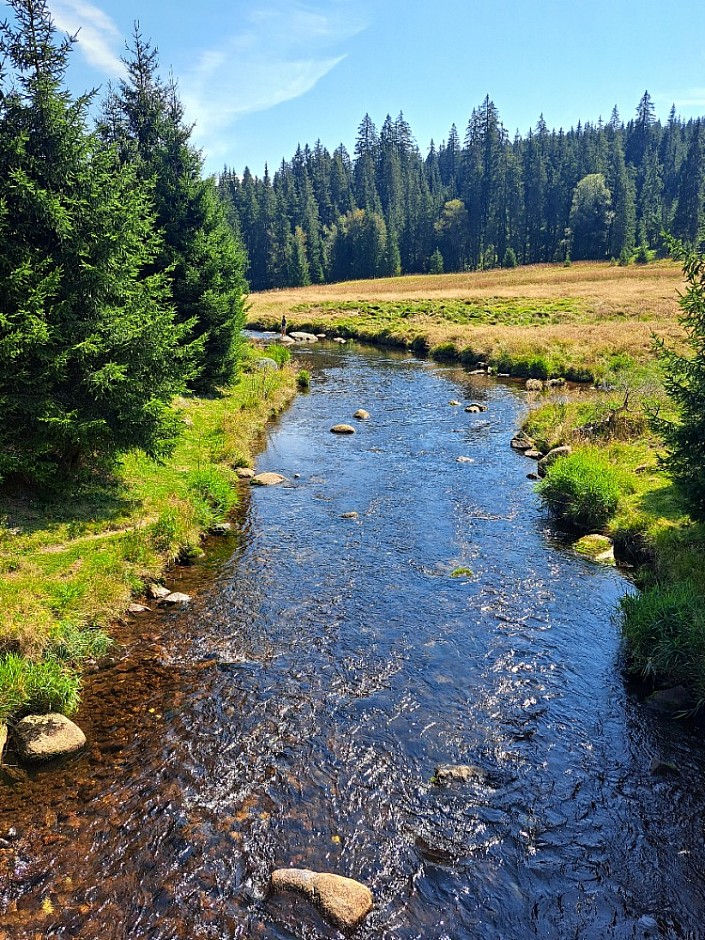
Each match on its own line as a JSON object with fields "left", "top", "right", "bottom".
{"left": 1, "top": 344, "right": 704, "bottom": 939}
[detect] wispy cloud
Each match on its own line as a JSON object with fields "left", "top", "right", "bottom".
{"left": 180, "top": 1, "right": 367, "bottom": 159}
{"left": 51, "top": 0, "right": 124, "bottom": 78}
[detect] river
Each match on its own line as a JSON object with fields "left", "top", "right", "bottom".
{"left": 1, "top": 343, "right": 705, "bottom": 939}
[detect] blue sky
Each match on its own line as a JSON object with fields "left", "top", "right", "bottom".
{"left": 38, "top": 0, "right": 705, "bottom": 175}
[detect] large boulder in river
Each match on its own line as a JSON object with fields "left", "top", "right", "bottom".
{"left": 289, "top": 331, "right": 318, "bottom": 343}
{"left": 270, "top": 868, "right": 373, "bottom": 930}
{"left": 13, "top": 714, "right": 86, "bottom": 763}
{"left": 537, "top": 445, "right": 572, "bottom": 477}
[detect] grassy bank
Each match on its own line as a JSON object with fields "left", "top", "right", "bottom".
{"left": 248, "top": 261, "right": 685, "bottom": 381}
{"left": 0, "top": 347, "right": 296, "bottom": 724}
{"left": 523, "top": 381, "right": 705, "bottom": 706}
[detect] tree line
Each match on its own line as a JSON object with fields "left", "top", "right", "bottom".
{"left": 0, "top": 0, "right": 246, "bottom": 485}
{"left": 219, "top": 94, "right": 705, "bottom": 288}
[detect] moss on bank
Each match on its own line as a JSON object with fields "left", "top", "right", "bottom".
{"left": 0, "top": 348, "right": 296, "bottom": 723}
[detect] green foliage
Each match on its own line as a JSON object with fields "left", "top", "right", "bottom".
{"left": 0, "top": 1, "right": 188, "bottom": 483}
{"left": 0, "top": 653, "right": 81, "bottom": 722}
{"left": 265, "top": 344, "right": 292, "bottom": 367}
{"left": 537, "top": 449, "right": 629, "bottom": 530}
{"left": 568, "top": 174, "right": 614, "bottom": 260}
{"left": 620, "top": 581, "right": 705, "bottom": 703}
{"left": 429, "top": 248, "right": 444, "bottom": 274}
{"left": 502, "top": 246, "right": 518, "bottom": 268}
{"left": 296, "top": 369, "right": 311, "bottom": 390}
{"left": 186, "top": 467, "right": 236, "bottom": 518}
{"left": 100, "top": 27, "right": 247, "bottom": 393}
{"left": 656, "top": 241, "right": 705, "bottom": 519}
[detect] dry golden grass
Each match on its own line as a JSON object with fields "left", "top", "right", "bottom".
{"left": 248, "top": 261, "right": 686, "bottom": 372}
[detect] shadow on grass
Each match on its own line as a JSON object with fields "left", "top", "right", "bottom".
{"left": 0, "top": 472, "right": 139, "bottom": 538}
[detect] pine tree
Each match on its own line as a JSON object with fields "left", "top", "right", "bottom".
{"left": 0, "top": 0, "right": 187, "bottom": 481}
{"left": 100, "top": 27, "right": 247, "bottom": 392}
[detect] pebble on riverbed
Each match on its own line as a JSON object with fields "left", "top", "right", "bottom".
{"left": 270, "top": 868, "right": 373, "bottom": 930}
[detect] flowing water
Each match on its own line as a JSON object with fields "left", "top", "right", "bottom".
{"left": 2, "top": 344, "right": 705, "bottom": 940}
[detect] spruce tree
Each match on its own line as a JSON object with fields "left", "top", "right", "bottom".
{"left": 0, "top": 0, "right": 187, "bottom": 482}
{"left": 100, "top": 27, "right": 247, "bottom": 392}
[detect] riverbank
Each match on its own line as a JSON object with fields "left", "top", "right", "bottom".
{"left": 0, "top": 347, "right": 297, "bottom": 726}
{"left": 520, "top": 382, "right": 705, "bottom": 707}
{"left": 248, "top": 261, "right": 685, "bottom": 382}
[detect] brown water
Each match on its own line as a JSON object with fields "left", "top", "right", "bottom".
{"left": 2, "top": 344, "right": 705, "bottom": 940}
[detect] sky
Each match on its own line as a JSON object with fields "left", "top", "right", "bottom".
{"left": 27, "top": 0, "right": 705, "bottom": 176}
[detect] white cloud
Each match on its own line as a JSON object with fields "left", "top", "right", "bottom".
{"left": 179, "top": 1, "right": 367, "bottom": 160}
{"left": 656, "top": 89, "right": 705, "bottom": 112}
{"left": 51, "top": 0, "right": 124, "bottom": 78}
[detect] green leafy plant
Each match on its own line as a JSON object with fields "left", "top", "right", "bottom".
{"left": 537, "top": 449, "right": 629, "bottom": 530}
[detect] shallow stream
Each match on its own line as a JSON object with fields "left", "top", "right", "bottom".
{"left": 1, "top": 344, "right": 705, "bottom": 939}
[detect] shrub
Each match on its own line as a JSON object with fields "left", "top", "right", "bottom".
{"left": 502, "top": 246, "right": 518, "bottom": 268}
{"left": 537, "top": 449, "right": 628, "bottom": 530}
{"left": 266, "top": 345, "right": 292, "bottom": 367}
{"left": 296, "top": 369, "right": 311, "bottom": 390}
{"left": 620, "top": 581, "right": 705, "bottom": 703}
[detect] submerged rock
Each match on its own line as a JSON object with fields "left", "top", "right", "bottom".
{"left": 331, "top": 424, "right": 356, "bottom": 434}
{"left": 251, "top": 472, "right": 286, "bottom": 486}
{"left": 537, "top": 445, "right": 572, "bottom": 477}
{"left": 353, "top": 409, "right": 370, "bottom": 420}
{"left": 13, "top": 714, "right": 86, "bottom": 763}
{"left": 650, "top": 758, "right": 680, "bottom": 776}
{"left": 270, "top": 868, "right": 373, "bottom": 930}
{"left": 646, "top": 686, "right": 693, "bottom": 715}
{"left": 341, "top": 511, "right": 359, "bottom": 519}
{"left": 434, "top": 763, "right": 490, "bottom": 784}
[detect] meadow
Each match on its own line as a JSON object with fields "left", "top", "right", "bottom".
{"left": 248, "top": 261, "right": 685, "bottom": 380}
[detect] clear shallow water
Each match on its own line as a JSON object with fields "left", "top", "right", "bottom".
{"left": 2, "top": 344, "right": 705, "bottom": 939}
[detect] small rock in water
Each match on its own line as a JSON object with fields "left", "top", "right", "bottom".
{"left": 649, "top": 758, "right": 680, "bottom": 776}
{"left": 332, "top": 337, "right": 347, "bottom": 344}
{"left": 465, "top": 403, "right": 486, "bottom": 413}
{"left": 13, "top": 714, "right": 87, "bottom": 763}
{"left": 456, "top": 456, "right": 474, "bottom": 463}
{"left": 434, "top": 763, "right": 490, "bottom": 785}
{"left": 341, "top": 511, "right": 359, "bottom": 519}
{"left": 209, "top": 522, "right": 232, "bottom": 535}
{"left": 331, "top": 424, "right": 356, "bottom": 434}
{"left": 510, "top": 430, "right": 535, "bottom": 451}
{"left": 235, "top": 467, "right": 255, "bottom": 479}
{"left": 147, "top": 583, "right": 170, "bottom": 600}
{"left": 527, "top": 472, "right": 539, "bottom": 481}
{"left": 448, "top": 400, "right": 460, "bottom": 406}
{"left": 160, "top": 592, "right": 191, "bottom": 607}
{"left": 289, "top": 331, "right": 318, "bottom": 343}
{"left": 353, "top": 409, "right": 370, "bottom": 420}
{"left": 316, "top": 333, "right": 327, "bottom": 339}
{"left": 270, "top": 868, "right": 373, "bottom": 930}
{"left": 524, "top": 449, "right": 542, "bottom": 460}
{"left": 128, "top": 603, "right": 150, "bottom": 614}
{"left": 251, "top": 472, "right": 286, "bottom": 486}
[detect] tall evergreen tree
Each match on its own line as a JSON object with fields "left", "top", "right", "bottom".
{"left": 0, "top": 0, "right": 187, "bottom": 481}
{"left": 100, "top": 27, "right": 247, "bottom": 392}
